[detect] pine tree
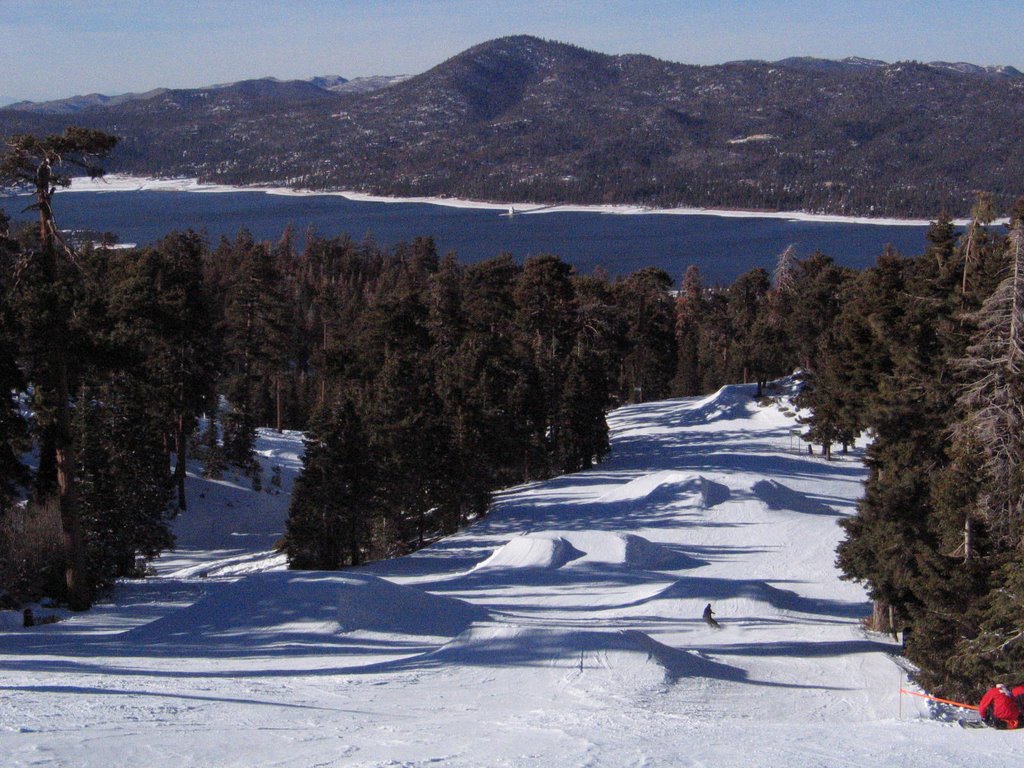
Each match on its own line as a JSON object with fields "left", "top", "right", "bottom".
{"left": 785, "top": 252, "right": 849, "bottom": 373}
{"left": 107, "top": 231, "right": 217, "bottom": 512}
{"left": 514, "top": 255, "right": 579, "bottom": 470}
{"left": 672, "top": 265, "right": 704, "bottom": 396}
{"left": 1, "top": 128, "right": 117, "bottom": 609}
{"left": 836, "top": 248, "right": 935, "bottom": 618}
{"left": 286, "top": 398, "right": 375, "bottom": 569}
{"left": 614, "top": 267, "right": 676, "bottom": 403}
{"left": 833, "top": 223, "right": 1009, "bottom": 696}
{"left": 696, "top": 290, "right": 733, "bottom": 392}
{"left": 725, "top": 267, "right": 773, "bottom": 389}
{"left": 220, "top": 232, "right": 291, "bottom": 472}
{"left": 74, "top": 374, "right": 173, "bottom": 589}
{"left": 554, "top": 346, "right": 610, "bottom": 473}
{"left": 366, "top": 346, "right": 444, "bottom": 552}
{"left": 0, "top": 212, "right": 29, "bottom": 504}
{"left": 427, "top": 257, "right": 500, "bottom": 529}
{"left": 459, "top": 255, "right": 536, "bottom": 482}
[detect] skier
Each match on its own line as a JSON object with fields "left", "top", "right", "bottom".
{"left": 978, "top": 684, "right": 1021, "bottom": 730}
{"left": 703, "top": 603, "right": 720, "bottom": 629}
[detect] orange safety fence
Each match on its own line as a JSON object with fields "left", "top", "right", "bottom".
{"left": 899, "top": 688, "right": 979, "bottom": 711}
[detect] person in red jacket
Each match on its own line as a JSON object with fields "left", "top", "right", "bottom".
{"left": 978, "top": 684, "right": 1021, "bottom": 729}
{"left": 1013, "top": 684, "right": 1024, "bottom": 713}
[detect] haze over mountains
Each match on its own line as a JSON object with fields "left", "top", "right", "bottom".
{"left": 2, "top": 35, "right": 1022, "bottom": 217}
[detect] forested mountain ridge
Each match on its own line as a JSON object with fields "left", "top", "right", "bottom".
{"left": 2, "top": 35, "right": 1023, "bottom": 216}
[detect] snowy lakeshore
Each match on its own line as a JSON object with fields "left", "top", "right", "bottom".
{"left": 67, "top": 174, "right": 980, "bottom": 227}
{"left": 0, "top": 381, "right": 1008, "bottom": 767}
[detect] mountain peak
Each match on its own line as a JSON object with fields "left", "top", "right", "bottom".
{"left": 445, "top": 35, "right": 603, "bottom": 70}
{"left": 926, "top": 60, "right": 1024, "bottom": 79}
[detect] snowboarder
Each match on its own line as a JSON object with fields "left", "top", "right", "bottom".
{"left": 978, "top": 684, "right": 1021, "bottom": 730}
{"left": 703, "top": 603, "right": 720, "bottom": 629}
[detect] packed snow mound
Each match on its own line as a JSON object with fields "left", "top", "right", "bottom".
{"left": 128, "top": 571, "right": 488, "bottom": 646}
{"left": 412, "top": 624, "right": 744, "bottom": 686}
{"left": 618, "top": 533, "right": 704, "bottom": 570}
{"left": 681, "top": 383, "right": 756, "bottom": 423}
{"left": 560, "top": 530, "right": 704, "bottom": 570}
{"left": 473, "top": 532, "right": 584, "bottom": 570}
{"left": 336, "top": 573, "right": 489, "bottom": 635}
{"left": 474, "top": 530, "right": 701, "bottom": 572}
{"left": 752, "top": 479, "right": 839, "bottom": 516}
{"left": 598, "top": 471, "right": 729, "bottom": 509}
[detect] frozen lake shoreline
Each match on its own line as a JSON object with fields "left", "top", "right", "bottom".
{"left": 0, "top": 176, "right": 943, "bottom": 283}
{"left": 69, "top": 174, "right": 977, "bottom": 227}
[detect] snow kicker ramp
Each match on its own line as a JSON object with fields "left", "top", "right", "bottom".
{"left": 473, "top": 530, "right": 704, "bottom": 572}
{"left": 126, "top": 571, "right": 490, "bottom": 652}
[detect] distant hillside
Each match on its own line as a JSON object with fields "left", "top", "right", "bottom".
{"left": 2, "top": 36, "right": 1022, "bottom": 217}
{"left": 6, "top": 88, "right": 170, "bottom": 114}
{"left": 2, "top": 74, "right": 411, "bottom": 114}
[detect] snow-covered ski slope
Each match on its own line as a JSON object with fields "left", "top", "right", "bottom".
{"left": 1, "top": 382, "right": 1009, "bottom": 767}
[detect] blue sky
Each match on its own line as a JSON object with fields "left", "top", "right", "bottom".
{"left": 3, "top": 0, "right": 1023, "bottom": 101}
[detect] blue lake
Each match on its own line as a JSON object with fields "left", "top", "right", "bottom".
{"left": 3, "top": 189, "right": 936, "bottom": 284}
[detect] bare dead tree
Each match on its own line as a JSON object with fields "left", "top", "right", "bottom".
{"left": 960, "top": 192, "right": 996, "bottom": 297}
{"left": 771, "top": 244, "right": 798, "bottom": 295}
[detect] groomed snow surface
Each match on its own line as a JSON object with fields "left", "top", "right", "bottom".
{"left": 1, "top": 382, "right": 1008, "bottom": 767}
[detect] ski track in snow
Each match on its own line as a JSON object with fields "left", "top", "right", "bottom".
{"left": 0, "top": 381, "right": 1005, "bottom": 766}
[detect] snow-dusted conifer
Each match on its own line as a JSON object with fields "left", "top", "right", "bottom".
{"left": 951, "top": 223, "right": 1024, "bottom": 548}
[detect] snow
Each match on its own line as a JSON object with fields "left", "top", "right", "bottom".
{"left": 65, "top": 174, "right": 990, "bottom": 227}
{"left": 727, "top": 133, "right": 779, "bottom": 144}
{"left": 0, "top": 380, "right": 1009, "bottom": 767}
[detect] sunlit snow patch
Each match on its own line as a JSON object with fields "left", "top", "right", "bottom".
{"left": 472, "top": 533, "right": 585, "bottom": 570}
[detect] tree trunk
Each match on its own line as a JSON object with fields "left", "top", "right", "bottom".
{"left": 39, "top": 192, "right": 88, "bottom": 610}
{"left": 175, "top": 412, "right": 188, "bottom": 512}
{"left": 320, "top": 320, "right": 328, "bottom": 405}
{"left": 871, "top": 600, "right": 896, "bottom": 637}
{"left": 275, "top": 376, "right": 283, "bottom": 433}
{"left": 55, "top": 381, "right": 87, "bottom": 610}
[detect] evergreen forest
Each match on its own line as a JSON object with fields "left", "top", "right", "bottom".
{"left": 2, "top": 128, "right": 1024, "bottom": 701}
